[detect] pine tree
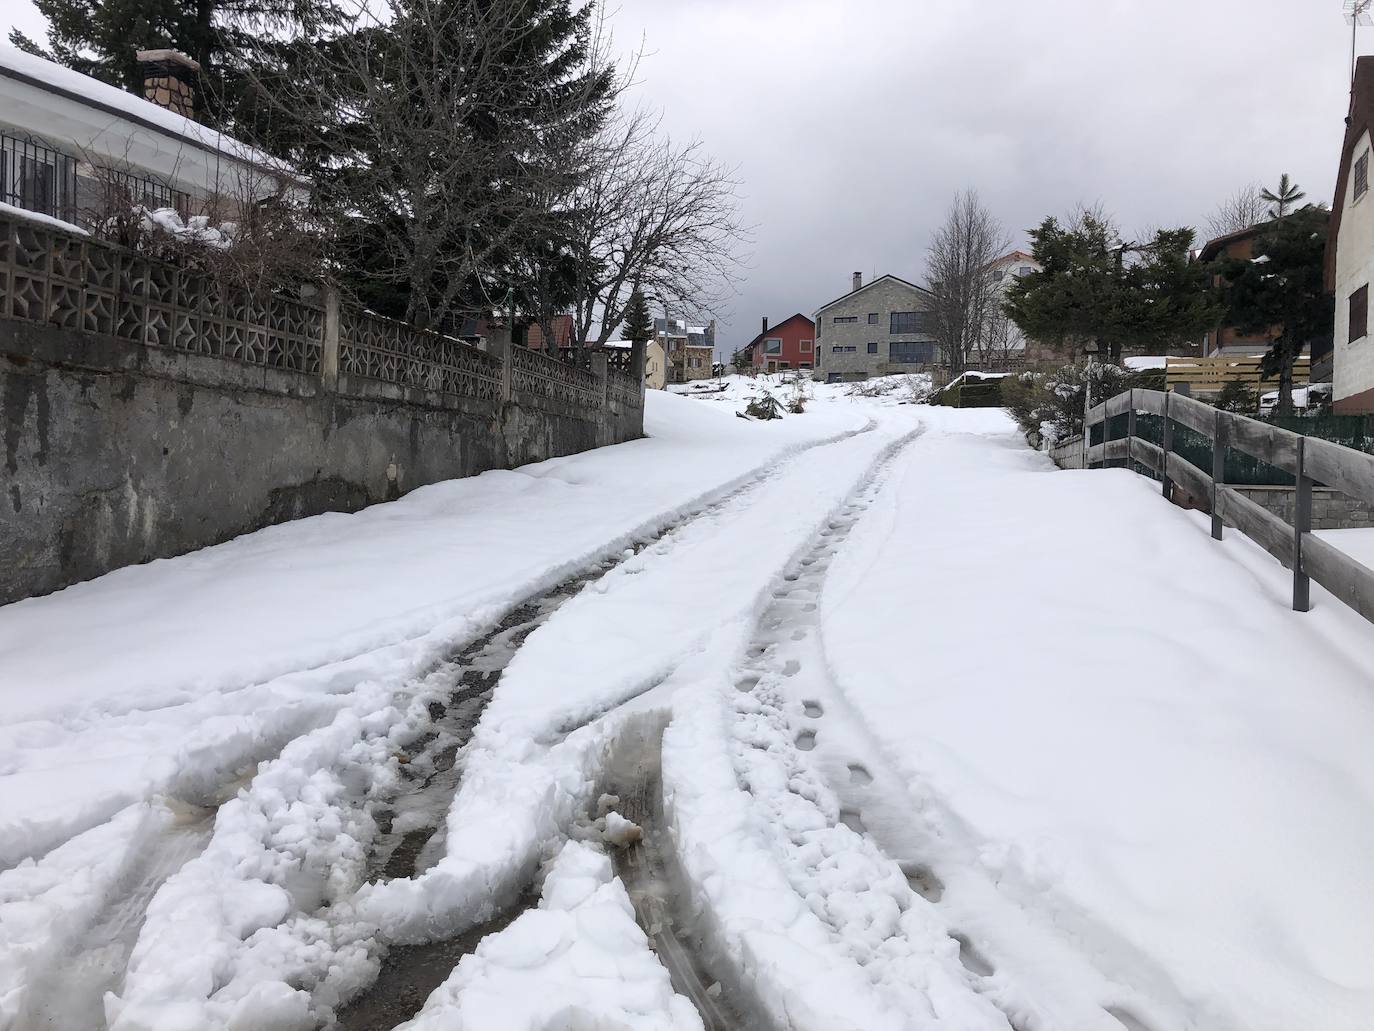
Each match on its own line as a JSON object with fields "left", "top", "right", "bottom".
{"left": 621, "top": 290, "right": 652, "bottom": 345}
{"left": 1214, "top": 205, "right": 1332, "bottom": 416}
{"left": 299, "top": 0, "right": 617, "bottom": 326}
{"left": 1005, "top": 212, "right": 1220, "bottom": 364}
{"left": 1261, "top": 174, "right": 1307, "bottom": 220}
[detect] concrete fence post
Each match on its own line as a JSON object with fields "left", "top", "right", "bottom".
{"left": 322, "top": 285, "right": 340, "bottom": 392}
{"left": 591, "top": 351, "right": 609, "bottom": 408}
{"left": 1293, "top": 436, "right": 1312, "bottom": 613}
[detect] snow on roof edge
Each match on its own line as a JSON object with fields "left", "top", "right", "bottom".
{"left": 0, "top": 43, "right": 297, "bottom": 179}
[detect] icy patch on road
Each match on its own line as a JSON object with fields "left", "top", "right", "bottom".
{"left": 394, "top": 841, "right": 702, "bottom": 1031}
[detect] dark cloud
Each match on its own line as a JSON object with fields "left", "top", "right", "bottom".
{"left": 613, "top": 0, "right": 1353, "bottom": 352}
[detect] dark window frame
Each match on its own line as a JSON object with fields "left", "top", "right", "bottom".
{"left": 1350, "top": 285, "right": 1369, "bottom": 344}
{"left": 890, "top": 311, "right": 931, "bottom": 335}
{"left": 889, "top": 340, "right": 936, "bottom": 364}
{"left": 1357, "top": 152, "right": 1370, "bottom": 202}
{"left": 867, "top": 313, "right": 879, "bottom": 324}
{"left": 867, "top": 342, "right": 879, "bottom": 354}
{"left": 833, "top": 315, "right": 858, "bottom": 324}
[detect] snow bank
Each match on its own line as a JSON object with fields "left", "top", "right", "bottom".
{"left": 820, "top": 406, "right": 1374, "bottom": 1030}
{"left": 394, "top": 841, "right": 702, "bottom": 1031}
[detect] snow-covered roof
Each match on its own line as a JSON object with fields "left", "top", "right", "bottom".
{"left": 0, "top": 44, "right": 296, "bottom": 180}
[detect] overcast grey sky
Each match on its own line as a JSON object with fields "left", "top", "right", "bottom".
{"left": 5, "top": 0, "right": 1361, "bottom": 351}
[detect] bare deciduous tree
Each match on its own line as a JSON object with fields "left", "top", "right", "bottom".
{"left": 1206, "top": 183, "right": 1267, "bottom": 239}
{"left": 924, "top": 190, "right": 1009, "bottom": 376}
{"left": 567, "top": 109, "right": 750, "bottom": 347}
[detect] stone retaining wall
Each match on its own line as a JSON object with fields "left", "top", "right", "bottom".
{"left": 0, "top": 214, "right": 644, "bottom": 603}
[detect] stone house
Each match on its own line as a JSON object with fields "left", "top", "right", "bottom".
{"left": 813, "top": 273, "right": 938, "bottom": 381}
{"left": 657, "top": 316, "right": 715, "bottom": 383}
{"left": 0, "top": 43, "right": 301, "bottom": 229}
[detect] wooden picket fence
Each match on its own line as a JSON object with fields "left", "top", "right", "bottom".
{"left": 1165, "top": 355, "right": 1310, "bottom": 392}
{"left": 1084, "top": 389, "right": 1374, "bottom": 624}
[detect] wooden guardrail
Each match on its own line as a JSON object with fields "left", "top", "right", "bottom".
{"left": 1165, "top": 354, "right": 1310, "bottom": 392}
{"left": 1085, "top": 388, "right": 1374, "bottom": 624}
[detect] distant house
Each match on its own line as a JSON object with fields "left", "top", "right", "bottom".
{"left": 813, "top": 273, "right": 937, "bottom": 382}
{"left": 526, "top": 314, "right": 575, "bottom": 351}
{"left": 1201, "top": 221, "right": 1331, "bottom": 379}
{"left": 984, "top": 250, "right": 1042, "bottom": 363}
{"left": 1326, "top": 54, "right": 1374, "bottom": 412}
{"left": 0, "top": 44, "right": 300, "bottom": 228}
{"left": 656, "top": 316, "right": 715, "bottom": 383}
{"left": 644, "top": 339, "right": 667, "bottom": 389}
{"left": 743, "top": 313, "right": 815, "bottom": 373}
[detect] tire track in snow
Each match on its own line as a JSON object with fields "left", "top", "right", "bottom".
{"left": 739, "top": 430, "right": 1167, "bottom": 1031}
{"left": 718, "top": 429, "right": 1020, "bottom": 1030}
{"left": 5, "top": 417, "right": 876, "bottom": 1031}
{"left": 97, "top": 418, "right": 885, "bottom": 1031}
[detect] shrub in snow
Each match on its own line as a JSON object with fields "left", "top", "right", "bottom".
{"left": 743, "top": 391, "right": 784, "bottom": 420}
{"left": 1004, "top": 361, "right": 1149, "bottom": 448}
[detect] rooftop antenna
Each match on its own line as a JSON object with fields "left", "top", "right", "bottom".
{"left": 1346, "top": 0, "right": 1373, "bottom": 88}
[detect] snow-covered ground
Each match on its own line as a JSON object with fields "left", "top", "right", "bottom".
{"left": 4, "top": 374, "right": 1373, "bottom": 1030}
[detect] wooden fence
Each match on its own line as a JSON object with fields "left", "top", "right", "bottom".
{"left": 1085, "top": 389, "right": 1374, "bottom": 624}
{"left": 1165, "top": 355, "right": 1311, "bottom": 392}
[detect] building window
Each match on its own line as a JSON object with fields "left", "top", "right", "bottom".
{"left": 991, "top": 270, "right": 1004, "bottom": 281}
{"left": 799, "top": 362, "right": 812, "bottom": 369}
{"left": 867, "top": 313, "right": 879, "bottom": 324}
{"left": 1357, "top": 152, "right": 1370, "bottom": 202}
{"left": 890, "top": 341, "right": 935, "bottom": 364}
{"left": 97, "top": 167, "right": 193, "bottom": 216}
{"left": 890, "top": 311, "right": 931, "bottom": 334}
{"left": 1018, "top": 266, "right": 1033, "bottom": 277}
{"left": 764, "top": 337, "right": 782, "bottom": 354}
{"left": 867, "top": 342, "right": 878, "bottom": 354}
{"left": 0, "top": 131, "right": 78, "bottom": 222}
{"left": 833, "top": 315, "right": 858, "bottom": 324}
{"left": 844, "top": 345, "right": 857, "bottom": 353}
{"left": 1351, "top": 285, "right": 1369, "bottom": 343}
{"left": 800, "top": 339, "right": 812, "bottom": 353}
{"left": 780, "top": 361, "right": 790, "bottom": 369}
{"left": 827, "top": 373, "right": 843, "bottom": 383}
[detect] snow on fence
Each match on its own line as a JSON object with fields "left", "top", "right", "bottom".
{"left": 0, "top": 212, "right": 639, "bottom": 413}
{"left": 1086, "top": 388, "right": 1374, "bottom": 624}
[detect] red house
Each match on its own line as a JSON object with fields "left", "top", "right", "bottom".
{"left": 744, "top": 313, "right": 816, "bottom": 373}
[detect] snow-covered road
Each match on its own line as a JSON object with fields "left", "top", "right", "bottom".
{"left": 3, "top": 375, "right": 1373, "bottom": 1031}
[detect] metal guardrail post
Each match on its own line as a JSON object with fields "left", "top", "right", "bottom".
{"left": 1161, "top": 390, "right": 1173, "bottom": 501}
{"left": 1293, "top": 436, "right": 1311, "bottom": 612}
{"left": 1211, "top": 409, "right": 1226, "bottom": 541}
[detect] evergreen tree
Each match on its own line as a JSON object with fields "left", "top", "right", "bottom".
{"left": 289, "top": 0, "right": 617, "bottom": 327}
{"left": 9, "top": 0, "right": 335, "bottom": 138}
{"left": 1214, "top": 378, "right": 1258, "bottom": 414}
{"left": 1214, "top": 205, "right": 1333, "bottom": 416}
{"left": 1261, "top": 174, "right": 1307, "bottom": 220}
{"left": 621, "top": 290, "right": 652, "bottom": 345}
{"left": 1005, "top": 212, "right": 1219, "bottom": 364}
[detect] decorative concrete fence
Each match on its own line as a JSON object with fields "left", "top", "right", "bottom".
{"left": 0, "top": 213, "right": 644, "bottom": 603}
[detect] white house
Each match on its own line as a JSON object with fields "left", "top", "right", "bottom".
{"left": 1326, "top": 54, "right": 1374, "bottom": 414}
{"left": 0, "top": 43, "right": 301, "bottom": 230}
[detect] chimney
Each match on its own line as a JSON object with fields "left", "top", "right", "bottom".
{"left": 761, "top": 316, "right": 769, "bottom": 334}
{"left": 852, "top": 272, "right": 862, "bottom": 292}
{"left": 136, "top": 49, "right": 201, "bottom": 119}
